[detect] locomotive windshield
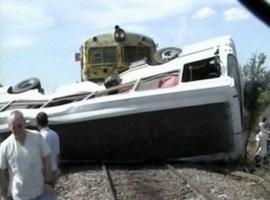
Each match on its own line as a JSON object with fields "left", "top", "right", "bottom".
{"left": 89, "top": 47, "right": 117, "bottom": 65}
{"left": 123, "top": 46, "right": 151, "bottom": 63}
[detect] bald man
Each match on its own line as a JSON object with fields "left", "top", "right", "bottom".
{"left": 0, "top": 110, "right": 57, "bottom": 200}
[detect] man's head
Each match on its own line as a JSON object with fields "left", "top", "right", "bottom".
{"left": 36, "top": 112, "right": 48, "bottom": 129}
{"left": 262, "top": 117, "right": 267, "bottom": 122}
{"left": 8, "top": 110, "right": 26, "bottom": 137}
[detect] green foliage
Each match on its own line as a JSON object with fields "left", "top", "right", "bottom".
{"left": 258, "top": 89, "right": 270, "bottom": 109}
{"left": 242, "top": 53, "right": 270, "bottom": 156}
{"left": 242, "top": 52, "right": 269, "bottom": 114}
{"left": 242, "top": 53, "right": 269, "bottom": 89}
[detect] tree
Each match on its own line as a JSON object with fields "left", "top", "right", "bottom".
{"left": 258, "top": 89, "right": 270, "bottom": 119}
{"left": 242, "top": 53, "right": 270, "bottom": 153}
{"left": 259, "top": 89, "right": 270, "bottom": 108}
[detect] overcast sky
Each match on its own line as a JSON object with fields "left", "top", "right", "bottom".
{"left": 0, "top": 0, "right": 269, "bottom": 92}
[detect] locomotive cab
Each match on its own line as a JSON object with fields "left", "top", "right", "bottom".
{"left": 75, "top": 25, "right": 157, "bottom": 83}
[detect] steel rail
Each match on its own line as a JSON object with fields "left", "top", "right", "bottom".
{"left": 167, "top": 164, "right": 217, "bottom": 200}
{"left": 102, "top": 164, "right": 118, "bottom": 200}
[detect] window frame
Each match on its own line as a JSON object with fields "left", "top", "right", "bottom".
{"left": 123, "top": 46, "right": 151, "bottom": 64}
{"left": 135, "top": 71, "right": 180, "bottom": 91}
{"left": 88, "top": 46, "right": 117, "bottom": 65}
{"left": 182, "top": 56, "right": 221, "bottom": 82}
{"left": 1, "top": 100, "right": 47, "bottom": 111}
{"left": 87, "top": 81, "right": 136, "bottom": 99}
{"left": 42, "top": 92, "right": 91, "bottom": 108}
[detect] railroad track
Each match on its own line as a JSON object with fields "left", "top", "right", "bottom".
{"left": 102, "top": 163, "right": 218, "bottom": 200}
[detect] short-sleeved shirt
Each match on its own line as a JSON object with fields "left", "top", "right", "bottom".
{"left": 0, "top": 130, "right": 51, "bottom": 200}
{"left": 40, "top": 127, "right": 60, "bottom": 171}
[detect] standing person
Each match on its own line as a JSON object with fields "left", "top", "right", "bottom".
{"left": 36, "top": 112, "right": 60, "bottom": 186}
{"left": 256, "top": 117, "right": 270, "bottom": 160}
{"left": 0, "top": 110, "right": 57, "bottom": 200}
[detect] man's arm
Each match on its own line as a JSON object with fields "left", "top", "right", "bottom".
{"left": 0, "top": 142, "right": 9, "bottom": 200}
{"left": 43, "top": 155, "right": 52, "bottom": 182}
{"left": 39, "top": 134, "right": 56, "bottom": 195}
{"left": 42, "top": 155, "right": 55, "bottom": 195}
{"left": 0, "top": 169, "right": 9, "bottom": 200}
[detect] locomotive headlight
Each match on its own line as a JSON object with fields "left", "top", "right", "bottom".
{"left": 120, "top": 32, "right": 125, "bottom": 38}
{"left": 114, "top": 25, "right": 126, "bottom": 42}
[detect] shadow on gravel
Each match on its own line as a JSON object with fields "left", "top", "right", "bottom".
{"left": 59, "top": 160, "right": 242, "bottom": 173}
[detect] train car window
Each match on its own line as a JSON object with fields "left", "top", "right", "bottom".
{"left": 182, "top": 57, "right": 220, "bottom": 82}
{"left": 43, "top": 93, "right": 90, "bottom": 107}
{"left": 2, "top": 100, "right": 46, "bottom": 111}
{"left": 136, "top": 71, "right": 179, "bottom": 91}
{"left": 0, "top": 102, "right": 9, "bottom": 111}
{"left": 89, "top": 81, "right": 135, "bottom": 98}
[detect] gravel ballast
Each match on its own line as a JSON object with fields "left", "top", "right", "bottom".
{"left": 55, "top": 164, "right": 270, "bottom": 200}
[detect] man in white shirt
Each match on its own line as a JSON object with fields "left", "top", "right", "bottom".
{"left": 256, "top": 117, "right": 270, "bottom": 159}
{"left": 36, "top": 112, "right": 60, "bottom": 185}
{"left": 0, "top": 110, "right": 57, "bottom": 200}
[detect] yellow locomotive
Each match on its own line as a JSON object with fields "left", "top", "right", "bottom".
{"left": 75, "top": 25, "right": 157, "bottom": 82}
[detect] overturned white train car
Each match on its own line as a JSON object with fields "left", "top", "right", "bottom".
{"left": 0, "top": 35, "right": 245, "bottom": 162}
